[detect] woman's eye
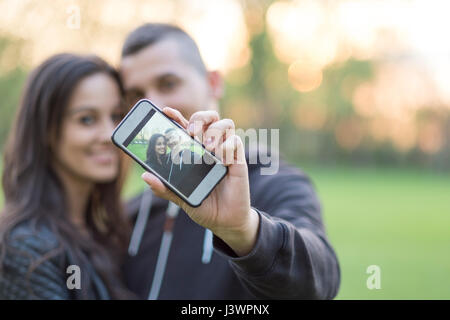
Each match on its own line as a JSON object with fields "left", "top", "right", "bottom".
{"left": 79, "top": 115, "right": 95, "bottom": 126}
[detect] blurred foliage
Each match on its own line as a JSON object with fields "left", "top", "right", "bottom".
{"left": 0, "top": 37, "right": 27, "bottom": 151}
{"left": 221, "top": 25, "right": 450, "bottom": 170}
{"left": 1, "top": 22, "right": 449, "bottom": 171}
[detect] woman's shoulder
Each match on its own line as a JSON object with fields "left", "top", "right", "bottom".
{"left": 6, "top": 221, "right": 60, "bottom": 254}
{"left": 0, "top": 221, "right": 70, "bottom": 299}
{"left": 2, "top": 220, "right": 64, "bottom": 270}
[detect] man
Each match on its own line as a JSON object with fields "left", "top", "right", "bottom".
{"left": 163, "top": 127, "right": 206, "bottom": 196}
{"left": 120, "top": 23, "right": 340, "bottom": 299}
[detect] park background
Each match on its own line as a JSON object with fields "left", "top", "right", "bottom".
{"left": 0, "top": 0, "right": 449, "bottom": 299}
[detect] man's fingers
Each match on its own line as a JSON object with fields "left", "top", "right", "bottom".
{"left": 141, "top": 172, "right": 184, "bottom": 207}
{"left": 162, "top": 107, "right": 189, "bottom": 129}
{"left": 188, "top": 110, "right": 220, "bottom": 138}
{"left": 214, "top": 134, "right": 245, "bottom": 166}
{"left": 203, "top": 119, "right": 235, "bottom": 151}
{"left": 141, "top": 171, "right": 167, "bottom": 195}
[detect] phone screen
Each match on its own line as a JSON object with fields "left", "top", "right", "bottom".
{"left": 122, "top": 108, "right": 216, "bottom": 198}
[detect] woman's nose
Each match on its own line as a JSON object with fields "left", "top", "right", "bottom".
{"left": 99, "top": 119, "right": 116, "bottom": 142}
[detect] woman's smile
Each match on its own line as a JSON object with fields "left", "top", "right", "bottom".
{"left": 155, "top": 137, "right": 167, "bottom": 155}
{"left": 88, "top": 148, "right": 118, "bottom": 166}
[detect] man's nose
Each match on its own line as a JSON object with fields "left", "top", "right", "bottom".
{"left": 145, "top": 91, "right": 167, "bottom": 108}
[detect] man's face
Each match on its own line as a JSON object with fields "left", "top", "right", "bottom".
{"left": 165, "top": 130, "right": 181, "bottom": 150}
{"left": 120, "top": 38, "right": 215, "bottom": 119}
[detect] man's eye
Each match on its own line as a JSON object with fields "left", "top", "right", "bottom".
{"left": 80, "top": 115, "right": 95, "bottom": 125}
{"left": 159, "top": 79, "right": 177, "bottom": 92}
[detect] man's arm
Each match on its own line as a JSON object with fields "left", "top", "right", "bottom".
{"left": 140, "top": 108, "right": 340, "bottom": 299}
{"left": 213, "top": 161, "right": 340, "bottom": 299}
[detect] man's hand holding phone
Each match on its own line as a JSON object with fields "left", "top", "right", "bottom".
{"left": 141, "top": 107, "right": 259, "bottom": 257}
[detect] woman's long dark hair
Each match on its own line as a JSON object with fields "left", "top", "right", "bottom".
{"left": 0, "top": 53, "right": 132, "bottom": 299}
{"left": 146, "top": 133, "right": 167, "bottom": 165}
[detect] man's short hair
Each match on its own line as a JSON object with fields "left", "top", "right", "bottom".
{"left": 164, "top": 128, "right": 175, "bottom": 135}
{"left": 122, "top": 23, "right": 207, "bottom": 75}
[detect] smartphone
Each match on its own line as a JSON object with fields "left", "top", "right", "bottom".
{"left": 111, "top": 99, "right": 228, "bottom": 207}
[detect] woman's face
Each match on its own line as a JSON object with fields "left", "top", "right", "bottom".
{"left": 54, "top": 72, "right": 123, "bottom": 183}
{"left": 155, "top": 136, "right": 167, "bottom": 156}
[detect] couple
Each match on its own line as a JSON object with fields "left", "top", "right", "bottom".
{"left": 146, "top": 129, "right": 204, "bottom": 197}
{"left": 146, "top": 129, "right": 195, "bottom": 182}
{"left": 0, "top": 23, "right": 340, "bottom": 300}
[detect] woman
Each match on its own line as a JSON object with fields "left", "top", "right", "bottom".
{"left": 145, "top": 133, "right": 169, "bottom": 180}
{"left": 0, "top": 53, "right": 133, "bottom": 299}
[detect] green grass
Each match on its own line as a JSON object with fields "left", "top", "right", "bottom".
{"left": 127, "top": 143, "right": 148, "bottom": 163}
{"left": 299, "top": 164, "right": 450, "bottom": 299}
{"left": 1, "top": 160, "right": 449, "bottom": 299}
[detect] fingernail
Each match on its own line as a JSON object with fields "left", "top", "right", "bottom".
{"left": 142, "top": 172, "right": 151, "bottom": 180}
{"left": 188, "top": 123, "right": 194, "bottom": 134}
{"left": 205, "top": 137, "right": 213, "bottom": 146}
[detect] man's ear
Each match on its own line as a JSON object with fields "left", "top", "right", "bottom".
{"left": 207, "top": 71, "right": 224, "bottom": 100}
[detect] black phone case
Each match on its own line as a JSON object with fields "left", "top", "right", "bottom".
{"left": 111, "top": 99, "right": 228, "bottom": 208}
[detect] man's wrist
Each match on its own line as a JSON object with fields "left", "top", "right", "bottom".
{"left": 214, "top": 208, "right": 260, "bottom": 257}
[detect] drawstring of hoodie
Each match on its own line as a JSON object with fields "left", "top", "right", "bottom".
{"left": 202, "top": 229, "right": 213, "bottom": 264}
{"left": 128, "top": 188, "right": 214, "bottom": 300}
{"left": 128, "top": 186, "right": 152, "bottom": 256}
{"left": 148, "top": 201, "right": 179, "bottom": 300}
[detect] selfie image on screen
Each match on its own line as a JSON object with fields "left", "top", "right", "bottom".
{"left": 124, "top": 109, "right": 215, "bottom": 197}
